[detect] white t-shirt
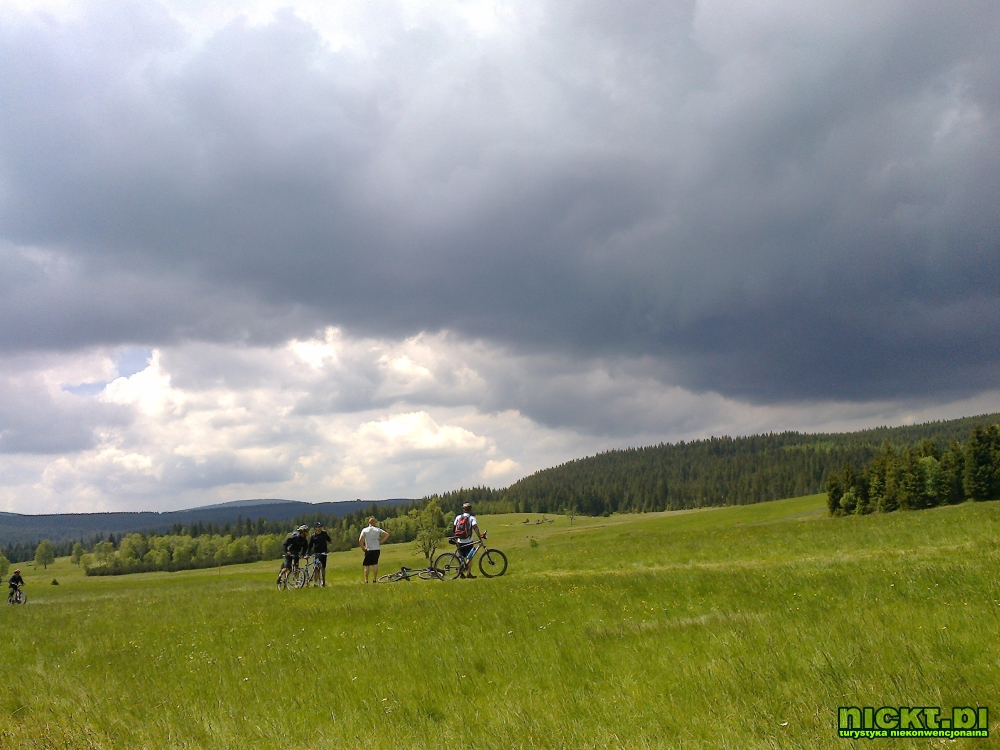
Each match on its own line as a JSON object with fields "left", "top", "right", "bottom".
{"left": 453, "top": 513, "right": 477, "bottom": 543}
{"left": 359, "top": 526, "right": 386, "bottom": 551}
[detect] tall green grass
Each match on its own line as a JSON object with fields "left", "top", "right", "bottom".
{"left": 1, "top": 495, "right": 997, "bottom": 748}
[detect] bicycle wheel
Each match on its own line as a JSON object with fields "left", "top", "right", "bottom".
{"left": 300, "top": 564, "right": 315, "bottom": 587}
{"left": 433, "top": 552, "right": 463, "bottom": 580}
{"left": 418, "top": 569, "right": 444, "bottom": 580}
{"left": 376, "top": 572, "right": 400, "bottom": 583}
{"left": 478, "top": 548, "right": 508, "bottom": 578}
{"left": 276, "top": 569, "right": 289, "bottom": 590}
{"left": 290, "top": 568, "right": 306, "bottom": 589}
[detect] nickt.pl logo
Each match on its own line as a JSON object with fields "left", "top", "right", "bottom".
{"left": 838, "top": 706, "right": 989, "bottom": 739}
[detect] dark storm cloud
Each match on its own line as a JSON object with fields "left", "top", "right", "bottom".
{"left": 1, "top": 0, "right": 999, "bottom": 403}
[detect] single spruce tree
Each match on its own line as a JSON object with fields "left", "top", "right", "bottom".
{"left": 897, "top": 449, "right": 929, "bottom": 510}
{"left": 963, "top": 425, "right": 999, "bottom": 501}
{"left": 939, "top": 440, "right": 966, "bottom": 505}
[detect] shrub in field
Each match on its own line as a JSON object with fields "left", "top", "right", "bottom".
{"left": 413, "top": 500, "right": 447, "bottom": 561}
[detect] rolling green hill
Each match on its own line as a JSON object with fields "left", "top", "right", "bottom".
{"left": 2, "top": 494, "right": 996, "bottom": 748}
{"left": 440, "top": 412, "right": 1000, "bottom": 515}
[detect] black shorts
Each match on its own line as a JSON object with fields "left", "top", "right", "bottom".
{"left": 314, "top": 553, "right": 328, "bottom": 569}
{"left": 363, "top": 549, "right": 380, "bottom": 566}
{"left": 458, "top": 543, "right": 475, "bottom": 559}
{"left": 282, "top": 555, "right": 299, "bottom": 570}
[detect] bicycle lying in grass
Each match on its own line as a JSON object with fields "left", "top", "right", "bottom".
{"left": 276, "top": 555, "right": 305, "bottom": 590}
{"left": 376, "top": 566, "right": 445, "bottom": 583}
{"left": 433, "top": 532, "right": 508, "bottom": 579}
{"left": 7, "top": 585, "right": 26, "bottom": 605}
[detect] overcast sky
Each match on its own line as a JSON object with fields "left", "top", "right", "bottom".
{"left": 1, "top": 0, "right": 998, "bottom": 513}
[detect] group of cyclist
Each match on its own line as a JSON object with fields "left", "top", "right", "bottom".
{"left": 4, "top": 503, "right": 484, "bottom": 599}
{"left": 279, "top": 522, "right": 333, "bottom": 587}
{"left": 4, "top": 505, "right": 486, "bottom": 598}
{"left": 278, "top": 502, "right": 485, "bottom": 585}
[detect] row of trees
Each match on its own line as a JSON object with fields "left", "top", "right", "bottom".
{"left": 79, "top": 500, "right": 451, "bottom": 576}
{"left": 826, "top": 424, "right": 1000, "bottom": 515}
{"left": 0, "top": 500, "right": 455, "bottom": 578}
{"left": 0, "top": 539, "right": 56, "bottom": 581}
{"left": 0, "top": 538, "right": 83, "bottom": 565}
{"left": 80, "top": 532, "right": 285, "bottom": 575}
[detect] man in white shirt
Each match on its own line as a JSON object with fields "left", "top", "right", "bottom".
{"left": 452, "top": 502, "right": 481, "bottom": 579}
{"left": 359, "top": 518, "right": 390, "bottom": 583}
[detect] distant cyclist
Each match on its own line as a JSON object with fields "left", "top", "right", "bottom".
{"left": 452, "top": 503, "right": 481, "bottom": 579}
{"left": 8, "top": 569, "right": 24, "bottom": 599}
{"left": 307, "top": 522, "right": 332, "bottom": 587}
{"left": 359, "top": 518, "right": 389, "bottom": 583}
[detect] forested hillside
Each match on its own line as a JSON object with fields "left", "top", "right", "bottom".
{"left": 432, "top": 413, "right": 1000, "bottom": 515}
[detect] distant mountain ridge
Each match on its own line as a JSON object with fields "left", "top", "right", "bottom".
{"left": 182, "top": 498, "right": 298, "bottom": 512}
{"left": 0, "top": 498, "right": 412, "bottom": 548}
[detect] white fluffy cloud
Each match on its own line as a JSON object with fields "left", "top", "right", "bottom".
{"left": 2, "top": 328, "right": 1000, "bottom": 513}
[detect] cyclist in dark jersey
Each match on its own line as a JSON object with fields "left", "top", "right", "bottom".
{"left": 8, "top": 569, "right": 25, "bottom": 602}
{"left": 307, "top": 522, "right": 332, "bottom": 587}
{"left": 278, "top": 527, "right": 309, "bottom": 584}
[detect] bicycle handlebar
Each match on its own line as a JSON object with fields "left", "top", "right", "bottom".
{"left": 448, "top": 530, "right": 487, "bottom": 542}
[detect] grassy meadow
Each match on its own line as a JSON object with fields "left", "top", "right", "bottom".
{"left": 1, "top": 494, "right": 998, "bottom": 749}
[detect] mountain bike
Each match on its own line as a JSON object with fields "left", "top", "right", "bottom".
{"left": 276, "top": 555, "right": 304, "bottom": 590}
{"left": 7, "top": 585, "right": 26, "bottom": 605}
{"left": 433, "top": 532, "right": 508, "bottom": 579}
{"left": 376, "top": 566, "right": 445, "bottom": 583}
{"left": 298, "top": 553, "right": 327, "bottom": 588}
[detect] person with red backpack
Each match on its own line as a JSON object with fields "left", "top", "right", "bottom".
{"left": 452, "top": 503, "right": 481, "bottom": 579}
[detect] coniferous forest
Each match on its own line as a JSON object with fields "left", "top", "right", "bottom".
{"left": 431, "top": 413, "right": 1000, "bottom": 516}
{"left": 825, "top": 423, "right": 1000, "bottom": 516}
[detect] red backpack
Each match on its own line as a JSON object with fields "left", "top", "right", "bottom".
{"left": 453, "top": 513, "right": 472, "bottom": 539}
